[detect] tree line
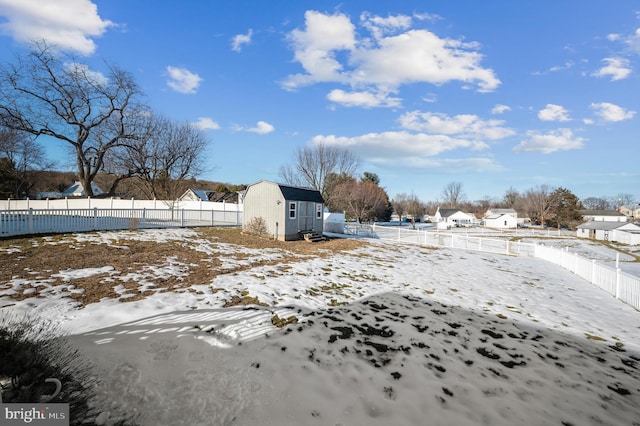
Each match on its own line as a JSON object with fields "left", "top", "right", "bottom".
{"left": 277, "top": 145, "right": 637, "bottom": 229}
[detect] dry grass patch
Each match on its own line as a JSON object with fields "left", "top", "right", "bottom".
{"left": 0, "top": 227, "right": 367, "bottom": 306}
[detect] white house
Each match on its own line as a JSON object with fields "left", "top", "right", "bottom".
{"left": 618, "top": 205, "right": 640, "bottom": 221}
{"left": 577, "top": 221, "right": 640, "bottom": 245}
{"left": 484, "top": 213, "right": 518, "bottom": 229}
{"left": 433, "top": 207, "right": 475, "bottom": 229}
{"left": 580, "top": 210, "right": 627, "bottom": 223}
{"left": 485, "top": 208, "right": 517, "bottom": 219}
{"left": 61, "top": 181, "right": 104, "bottom": 197}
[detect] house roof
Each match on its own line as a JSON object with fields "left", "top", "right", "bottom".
{"left": 190, "top": 189, "right": 213, "bottom": 201}
{"left": 278, "top": 184, "right": 324, "bottom": 203}
{"left": 437, "top": 208, "right": 461, "bottom": 218}
{"left": 579, "top": 210, "right": 625, "bottom": 217}
{"left": 576, "top": 221, "right": 636, "bottom": 231}
{"left": 62, "top": 181, "right": 104, "bottom": 197}
{"left": 487, "top": 208, "right": 517, "bottom": 214}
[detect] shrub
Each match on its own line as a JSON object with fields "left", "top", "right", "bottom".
{"left": 244, "top": 216, "right": 269, "bottom": 237}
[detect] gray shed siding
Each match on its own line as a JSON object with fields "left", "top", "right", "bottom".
{"left": 243, "top": 181, "right": 324, "bottom": 241}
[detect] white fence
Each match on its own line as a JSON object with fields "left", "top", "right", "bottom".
{"left": 1, "top": 207, "right": 242, "bottom": 237}
{"left": 342, "top": 223, "right": 640, "bottom": 311}
{"left": 0, "top": 197, "right": 240, "bottom": 212}
{"left": 343, "top": 223, "right": 537, "bottom": 257}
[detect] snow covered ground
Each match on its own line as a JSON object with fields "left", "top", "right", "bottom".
{"left": 1, "top": 228, "right": 639, "bottom": 425}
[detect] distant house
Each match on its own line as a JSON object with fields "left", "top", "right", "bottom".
{"left": 61, "top": 181, "right": 104, "bottom": 198}
{"left": 179, "top": 188, "right": 241, "bottom": 203}
{"left": 242, "top": 180, "right": 324, "bottom": 241}
{"left": 485, "top": 208, "right": 518, "bottom": 219}
{"left": 580, "top": 210, "right": 627, "bottom": 223}
{"left": 432, "top": 207, "right": 475, "bottom": 229}
{"left": 618, "top": 205, "right": 640, "bottom": 221}
{"left": 484, "top": 213, "right": 518, "bottom": 229}
{"left": 577, "top": 221, "right": 640, "bottom": 245}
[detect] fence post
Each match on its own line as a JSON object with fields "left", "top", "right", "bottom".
{"left": 397, "top": 226, "right": 401, "bottom": 241}
{"left": 616, "top": 268, "right": 621, "bottom": 299}
{"left": 591, "top": 259, "right": 596, "bottom": 284}
{"left": 505, "top": 240, "right": 509, "bottom": 255}
{"left": 180, "top": 209, "right": 185, "bottom": 227}
{"left": 574, "top": 253, "right": 578, "bottom": 274}
{"left": 28, "top": 208, "right": 33, "bottom": 234}
{"left": 93, "top": 207, "right": 98, "bottom": 230}
{"left": 211, "top": 209, "right": 215, "bottom": 226}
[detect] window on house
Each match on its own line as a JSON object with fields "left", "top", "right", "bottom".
{"left": 289, "top": 202, "right": 296, "bottom": 219}
{"left": 316, "top": 203, "right": 322, "bottom": 219}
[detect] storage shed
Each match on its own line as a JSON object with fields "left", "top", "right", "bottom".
{"left": 243, "top": 180, "right": 324, "bottom": 241}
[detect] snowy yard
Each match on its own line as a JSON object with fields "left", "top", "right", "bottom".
{"left": 1, "top": 228, "right": 639, "bottom": 425}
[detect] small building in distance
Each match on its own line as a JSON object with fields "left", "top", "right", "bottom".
{"left": 432, "top": 207, "right": 475, "bottom": 229}
{"left": 242, "top": 180, "right": 324, "bottom": 241}
{"left": 576, "top": 221, "right": 640, "bottom": 245}
{"left": 179, "top": 188, "right": 241, "bottom": 203}
{"left": 580, "top": 210, "right": 627, "bottom": 223}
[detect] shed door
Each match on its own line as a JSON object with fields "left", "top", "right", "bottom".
{"left": 298, "top": 201, "right": 314, "bottom": 231}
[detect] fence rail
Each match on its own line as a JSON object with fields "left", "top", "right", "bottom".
{"left": 343, "top": 222, "right": 640, "bottom": 311}
{"left": 0, "top": 208, "right": 242, "bottom": 237}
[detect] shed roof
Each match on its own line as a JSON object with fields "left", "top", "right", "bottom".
{"left": 278, "top": 184, "right": 324, "bottom": 203}
{"left": 576, "top": 221, "right": 633, "bottom": 231}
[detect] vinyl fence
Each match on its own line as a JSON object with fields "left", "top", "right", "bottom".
{"left": 0, "top": 207, "right": 242, "bottom": 237}
{"left": 340, "top": 222, "right": 640, "bottom": 310}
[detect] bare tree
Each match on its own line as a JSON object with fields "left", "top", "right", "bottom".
{"left": 279, "top": 143, "right": 359, "bottom": 198}
{"left": 523, "top": 185, "right": 559, "bottom": 227}
{"left": 0, "top": 42, "right": 145, "bottom": 197}
{"left": 503, "top": 186, "right": 519, "bottom": 208}
{"left": 615, "top": 193, "right": 636, "bottom": 208}
{"left": 333, "top": 179, "right": 388, "bottom": 223}
{"left": 0, "top": 127, "right": 51, "bottom": 198}
{"left": 108, "top": 115, "right": 209, "bottom": 201}
{"left": 581, "top": 197, "right": 610, "bottom": 210}
{"left": 406, "top": 193, "right": 425, "bottom": 229}
{"left": 392, "top": 193, "right": 409, "bottom": 224}
{"left": 441, "top": 182, "right": 466, "bottom": 208}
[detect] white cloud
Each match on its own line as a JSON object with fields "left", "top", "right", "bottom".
{"left": 590, "top": 102, "right": 635, "bottom": 122}
{"left": 312, "top": 131, "right": 474, "bottom": 158}
{"left": 514, "top": 129, "right": 584, "bottom": 154}
{"left": 282, "top": 10, "right": 500, "bottom": 98}
{"left": 231, "top": 29, "right": 253, "bottom": 52}
{"left": 327, "top": 89, "right": 401, "bottom": 108}
{"left": 0, "top": 0, "right": 114, "bottom": 55}
{"left": 193, "top": 117, "right": 220, "bottom": 130}
{"left": 311, "top": 131, "right": 503, "bottom": 171}
{"left": 166, "top": 66, "right": 202, "bottom": 94}
{"left": 64, "top": 62, "right": 108, "bottom": 85}
{"left": 283, "top": 10, "right": 356, "bottom": 88}
{"left": 399, "top": 111, "right": 515, "bottom": 140}
{"left": 247, "top": 121, "right": 274, "bottom": 134}
{"left": 491, "top": 104, "right": 511, "bottom": 114}
{"left": 360, "top": 12, "right": 412, "bottom": 40}
{"left": 592, "top": 57, "right": 631, "bottom": 81}
{"left": 624, "top": 28, "right": 640, "bottom": 54}
{"left": 538, "top": 104, "right": 571, "bottom": 122}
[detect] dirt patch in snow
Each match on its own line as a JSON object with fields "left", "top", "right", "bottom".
{"left": 0, "top": 227, "right": 365, "bottom": 305}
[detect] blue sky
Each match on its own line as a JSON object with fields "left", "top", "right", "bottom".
{"left": 0, "top": 1, "right": 638, "bottom": 203}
